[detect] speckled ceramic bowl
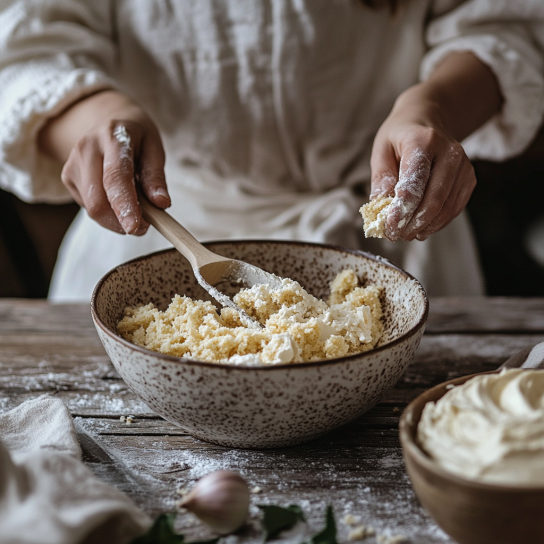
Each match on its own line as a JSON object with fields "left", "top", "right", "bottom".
{"left": 92, "top": 241, "right": 427, "bottom": 448}
{"left": 400, "top": 372, "right": 544, "bottom": 544}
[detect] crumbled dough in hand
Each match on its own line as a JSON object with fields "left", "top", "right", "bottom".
{"left": 117, "top": 269, "right": 384, "bottom": 365}
{"left": 360, "top": 196, "right": 393, "bottom": 238}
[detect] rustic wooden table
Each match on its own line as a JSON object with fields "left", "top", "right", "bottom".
{"left": 1, "top": 298, "right": 544, "bottom": 543}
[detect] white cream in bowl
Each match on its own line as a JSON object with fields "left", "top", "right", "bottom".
{"left": 418, "top": 369, "right": 544, "bottom": 485}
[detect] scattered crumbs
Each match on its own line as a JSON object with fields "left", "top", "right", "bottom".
{"left": 348, "top": 526, "right": 366, "bottom": 541}
{"left": 68, "top": 392, "right": 152, "bottom": 414}
{"left": 70, "top": 422, "right": 443, "bottom": 542}
{"left": 392, "top": 407, "right": 400, "bottom": 413}
{"left": 344, "top": 514, "right": 361, "bottom": 526}
{"left": 108, "top": 383, "right": 124, "bottom": 393}
{"left": 249, "top": 504, "right": 261, "bottom": 517}
{"left": 183, "top": 516, "right": 198, "bottom": 526}
{"left": 348, "top": 524, "right": 374, "bottom": 540}
{"left": 176, "top": 487, "right": 190, "bottom": 496}
{"left": 251, "top": 486, "right": 262, "bottom": 494}
{"left": 377, "top": 534, "right": 407, "bottom": 544}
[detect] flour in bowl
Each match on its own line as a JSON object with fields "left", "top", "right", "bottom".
{"left": 117, "top": 269, "right": 384, "bottom": 365}
{"left": 418, "top": 369, "right": 544, "bottom": 485}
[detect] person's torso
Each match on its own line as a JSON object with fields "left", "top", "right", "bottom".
{"left": 113, "top": 0, "right": 431, "bottom": 194}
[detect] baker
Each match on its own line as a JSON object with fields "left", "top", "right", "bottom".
{"left": 0, "top": 0, "right": 543, "bottom": 299}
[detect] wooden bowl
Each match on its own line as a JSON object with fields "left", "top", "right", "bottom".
{"left": 92, "top": 240, "right": 428, "bottom": 448}
{"left": 400, "top": 372, "right": 544, "bottom": 544}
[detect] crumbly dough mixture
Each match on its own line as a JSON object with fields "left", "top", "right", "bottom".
{"left": 117, "top": 269, "right": 384, "bottom": 365}
{"left": 360, "top": 196, "right": 393, "bottom": 238}
{"left": 418, "top": 369, "right": 544, "bottom": 485}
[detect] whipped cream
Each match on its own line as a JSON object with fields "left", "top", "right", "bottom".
{"left": 418, "top": 369, "right": 544, "bottom": 485}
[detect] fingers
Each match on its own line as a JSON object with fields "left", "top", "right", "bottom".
{"left": 62, "top": 137, "right": 126, "bottom": 234}
{"left": 102, "top": 123, "right": 146, "bottom": 235}
{"left": 398, "top": 143, "right": 464, "bottom": 241}
{"left": 370, "top": 139, "right": 399, "bottom": 199}
{"left": 416, "top": 160, "right": 476, "bottom": 240}
{"left": 60, "top": 118, "right": 169, "bottom": 237}
{"left": 137, "top": 129, "right": 171, "bottom": 209}
{"left": 376, "top": 126, "right": 474, "bottom": 242}
{"left": 385, "top": 147, "right": 432, "bottom": 241}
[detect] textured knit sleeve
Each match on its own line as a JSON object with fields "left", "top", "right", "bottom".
{"left": 422, "top": 0, "right": 544, "bottom": 161}
{"left": 0, "top": 0, "right": 117, "bottom": 203}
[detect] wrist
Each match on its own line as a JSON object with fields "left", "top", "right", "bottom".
{"left": 388, "top": 84, "right": 448, "bottom": 134}
{"left": 38, "top": 90, "right": 148, "bottom": 162}
{"left": 74, "top": 90, "right": 148, "bottom": 128}
{"left": 391, "top": 52, "right": 502, "bottom": 142}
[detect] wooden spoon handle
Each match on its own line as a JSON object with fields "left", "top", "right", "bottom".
{"left": 139, "top": 193, "right": 225, "bottom": 269}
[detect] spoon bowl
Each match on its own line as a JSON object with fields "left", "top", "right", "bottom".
{"left": 140, "top": 195, "right": 282, "bottom": 328}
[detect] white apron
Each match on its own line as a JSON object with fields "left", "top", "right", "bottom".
{"left": 0, "top": 1, "right": 542, "bottom": 299}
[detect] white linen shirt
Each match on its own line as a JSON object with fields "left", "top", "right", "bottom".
{"left": 0, "top": 0, "right": 543, "bottom": 299}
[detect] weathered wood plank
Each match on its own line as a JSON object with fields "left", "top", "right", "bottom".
{"left": 384, "top": 333, "right": 544, "bottom": 403}
{"left": 3, "top": 299, "right": 543, "bottom": 544}
{"left": 75, "top": 417, "right": 448, "bottom": 543}
{"left": 427, "top": 297, "right": 544, "bottom": 333}
{"left": 2, "top": 298, "right": 544, "bottom": 337}
{"left": 2, "top": 325, "right": 543, "bottom": 414}
{"left": 0, "top": 301, "right": 94, "bottom": 333}
{"left": 2, "top": 334, "right": 542, "bottom": 412}
{"left": 0, "top": 390, "right": 156, "bottom": 417}
{"left": 75, "top": 414, "right": 401, "bottom": 445}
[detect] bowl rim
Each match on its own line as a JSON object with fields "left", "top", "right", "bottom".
{"left": 91, "top": 239, "right": 429, "bottom": 371}
{"left": 399, "top": 369, "right": 544, "bottom": 492}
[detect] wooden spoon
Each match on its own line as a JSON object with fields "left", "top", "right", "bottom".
{"left": 139, "top": 195, "right": 282, "bottom": 330}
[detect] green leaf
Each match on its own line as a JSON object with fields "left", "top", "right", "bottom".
{"left": 304, "top": 505, "right": 338, "bottom": 544}
{"left": 258, "top": 504, "right": 306, "bottom": 541}
{"left": 130, "top": 513, "right": 184, "bottom": 544}
{"left": 130, "top": 513, "right": 221, "bottom": 544}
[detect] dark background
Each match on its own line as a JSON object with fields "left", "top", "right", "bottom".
{"left": 1, "top": 128, "right": 544, "bottom": 298}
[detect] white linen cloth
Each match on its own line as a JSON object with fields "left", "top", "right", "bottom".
{"left": 0, "top": 0, "right": 543, "bottom": 299}
{"left": 501, "top": 342, "right": 544, "bottom": 370}
{"left": 0, "top": 395, "right": 147, "bottom": 544}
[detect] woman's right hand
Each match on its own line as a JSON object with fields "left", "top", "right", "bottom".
{"left": 38, "top": 90, "right": 171, "bottom": 235}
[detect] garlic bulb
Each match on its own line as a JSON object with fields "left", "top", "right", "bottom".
{"left": 180, "top": 470, "right": 250, "bottom": 534}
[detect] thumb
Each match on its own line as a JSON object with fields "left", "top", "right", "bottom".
{"left": 370, "top": 139, "right": 398, "bottom": 200}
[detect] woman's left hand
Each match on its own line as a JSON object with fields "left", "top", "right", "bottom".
{"left": 369, "top": 52, "right": 503, "bottom": 242}
{"left": 370, "top": 95, "right": 476, "bottom": 242}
